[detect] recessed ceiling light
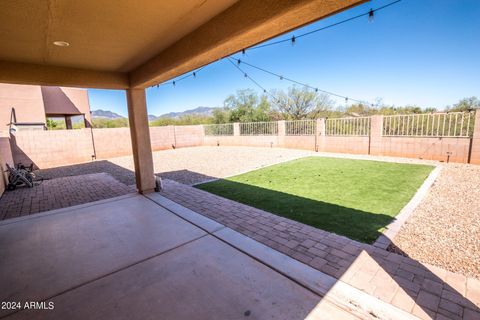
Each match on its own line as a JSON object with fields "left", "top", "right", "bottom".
{"left": 53, "top": 41, "right": 70, "bottom": 47}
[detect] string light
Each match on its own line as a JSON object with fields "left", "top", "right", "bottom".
{"left": 239, "top": 0, "right": 401, "bottom": 52}
{"left": 227, "top": 58, "right": 279, "bottom": 103}
{"left": 368, "top": 9, "right": 375, "bottom": 22}
{"left": 153, "top": 65, "right": 207, "bottom": 88}
{"left": 152, "top": 1, "right": 403, "bottom": 105}
{"left": 229, "top": 57, "right": 375, "bottom": 106}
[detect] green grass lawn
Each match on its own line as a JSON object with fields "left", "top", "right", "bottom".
{"left": 195, "top": 157, "right": 434, "bottom": 243}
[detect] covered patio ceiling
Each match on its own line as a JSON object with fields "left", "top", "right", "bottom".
{"left": 0, "top": 0, "right": 366, "bottom": 89}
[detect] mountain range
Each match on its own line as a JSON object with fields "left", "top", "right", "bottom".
{"left": 91, "top": 106, "right": 217, "bottom": 121}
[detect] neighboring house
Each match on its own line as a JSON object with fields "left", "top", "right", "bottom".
{"left": 0, "top": 83, "right": 92, "bottom": 132}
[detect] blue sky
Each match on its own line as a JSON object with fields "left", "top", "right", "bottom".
{"left": 88, "top": 0, "right": 480, "bottom": 117}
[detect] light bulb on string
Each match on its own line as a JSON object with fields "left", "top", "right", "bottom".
{"left": 368, "top": 9, "right": 374, "bottom": 22}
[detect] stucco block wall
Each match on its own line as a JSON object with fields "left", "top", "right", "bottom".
{"left": 93, "top": 128, "right": 132, "bottom": 159}
{"left": 283, "top": 136, "right": 317, "bottom": 150}
{"left": 323, "top": 136, "right": 370, "bottom": 154}
{"left": 378, "top": 137, "right": 471, "bottom": 163}
{"left": 150, "top": 126, "right": 175, "bottom": 151}
{"left": 0, "top": 131, "right": 13, "bottom": 194}
{"left": 4, "top": 112, "right": 480, "bottom": 171}
{"left": 173, "top": 125, "right": 204, "bottom": 148}
{"left": 12, "top": 129, "right": 94, "bottom": 168}
{"left": 203, "top": 136, "right": 238, "bottom": 146}
{"left": 204, "top": 135, "right": 279, "bottom": 148}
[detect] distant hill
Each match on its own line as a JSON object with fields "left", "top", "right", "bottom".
{"left": 91, "top": 109, "right": 125, "bottom": 119}
{"left": 92, "top": 106, "right": 218, "bottom": 121}
{"left": 158, "top": 106, "right": 217, "bottom": 119}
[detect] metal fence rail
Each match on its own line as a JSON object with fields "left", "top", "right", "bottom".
{"left": 285, "top": 120, "right": 316, "bottom": 136}
{"left": 382, "top": 112, "right": 474, "bottom": 137}
{"left": 204, "top": 123, "right": 234, "bottom": 136}
{"left": 240, "top": 121, "right": 278, "bottom": 135}
{"left": 326, "top": 117, "right": 370, "bottom": 136}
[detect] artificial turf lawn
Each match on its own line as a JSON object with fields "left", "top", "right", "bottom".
{"left": 195, "top": 157, "right": 434, "bottom": 243}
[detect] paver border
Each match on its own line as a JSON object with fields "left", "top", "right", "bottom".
{"left": 373, "top": 165, "right": 442, "bottom": 249}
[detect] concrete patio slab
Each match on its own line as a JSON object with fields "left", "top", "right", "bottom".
{"left": 0, "top": 195, "right": 205, "bottom": 317}
{"left": 9, "top": 235, "right": 326, "bottom": 320}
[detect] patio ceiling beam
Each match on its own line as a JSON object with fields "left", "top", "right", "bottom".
{"left": 0, "top": 61, "right": 129, "bottom": 90}
{"left": 129, "top": 0, "right": 367, "bottom": 88}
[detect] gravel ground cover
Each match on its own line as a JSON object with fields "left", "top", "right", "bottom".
{"left": 389, "top": 164, "right": 480, "bottom": 279}
{"left": 109, "top": 146, "right": 316, "bottom": 185}
{"left": 37, "top": 147, "right": 437, "bottom": 186}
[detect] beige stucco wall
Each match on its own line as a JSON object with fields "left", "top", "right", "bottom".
{"left": 11, "top": 129, "right": 95, "bottom": 168}
{"left": 0, "top": 84, "right": 91, "bottom": 131}
{"left": 0, "top": 131, "right": 13, "bottom": 194}
{"left": 0, "top": 84, "right": 45, "bottom": 131}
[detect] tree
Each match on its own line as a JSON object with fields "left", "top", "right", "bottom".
{"left": 92, "top": 118, "right": 129, "bottom": 128}
{"left": 345, "top": 103, "right": 376, "bottom": 116}
{"left": 149, "top": 114, "right": 214, "bottom": 126}
{"left": 223, "top": 89, "right": 272, "bottom": 122}
{"left": 212, "top": 108, "right": 231, "bottom": 124}
{"left": 448, "top": 97, "right": 479, "bottom": 112}
{"left": 46, "top": 119, "right": 57, "bottom": 129}
{"left": 46, "top": 118, "right": 66, "bottom": 130}
{"left": 271, "top": 86, "right": 334, "bottom": 120}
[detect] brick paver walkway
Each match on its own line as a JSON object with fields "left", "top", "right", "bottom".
{"left": 160, "top": 179, "right": 480, "bottom": 320}
{"left": 0, "top": 173, "right": 135, "bottom": 220}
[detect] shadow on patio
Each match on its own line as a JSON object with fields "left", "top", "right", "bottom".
{"left": 160, "top": 177, "right": 480, "bottom": 319}
{"left": 1, "top": 161, "right": 478, "bottom": 318}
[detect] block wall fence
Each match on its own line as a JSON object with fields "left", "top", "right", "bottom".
{"left": 0, "top": 112, "right": 479, "bottom": 179}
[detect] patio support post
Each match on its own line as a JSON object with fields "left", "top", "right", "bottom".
{"left": 126, "top": 88, "right": 156, "bottom": 193}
